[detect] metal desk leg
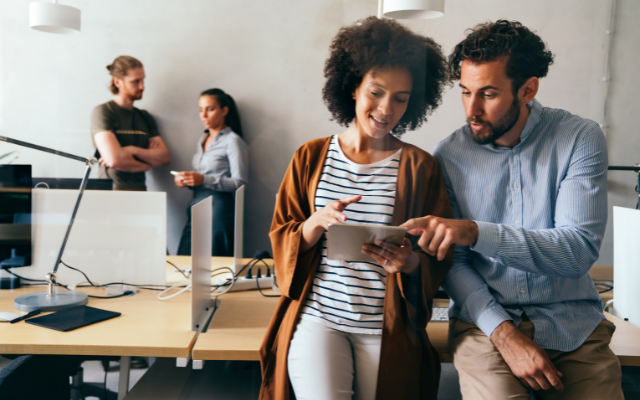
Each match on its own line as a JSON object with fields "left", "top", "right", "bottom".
{"left": 117, "top": 356, "right": 131, "bottom": 400}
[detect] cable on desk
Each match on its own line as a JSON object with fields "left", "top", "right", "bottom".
{"left": 77, "top": 282, "right": 167, "bottom": 291}
{"left": 157, "top": 266, "right": 237, "bottom": 300}
{"left": 594, "top": 279, "right": 614, "bottom": 294}
{"left": 256, "top": 274, "right": 279, "bottom": 298}
{"left": 210, "top": 266, "right": 236, "bottom": 297}
{"left": 5, "top": 269, "right": 46, "bottom": 283}
{"left": 248, "top": 258, "right": 279, "bottom": 298}
{"left": 86, "top": 291, "right": 135, "bottom": 299}
{"left": 11, "top": 257, "right": 276, "bottom": 300}
{"left": 166, "top": 260, "right": 191, "bottom": 280}
{"left": 156, "top": 257, "right": 275, "bottom": 300}
{"left": 156, "top": 284, "right": 191, "bottom": 300}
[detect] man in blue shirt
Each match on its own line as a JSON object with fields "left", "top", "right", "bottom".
{"left": 403, "top": 20, "right": 623, "bottom": 399}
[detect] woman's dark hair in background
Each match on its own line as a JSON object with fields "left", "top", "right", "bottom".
{"left": 200, "top": 88, "right": 243, "bottom": 138}
{"left": 449, "top": 20, "right": 555, "bottom": 95}
{"left": 322, "top": 16, "right": 449, "bottom": 136}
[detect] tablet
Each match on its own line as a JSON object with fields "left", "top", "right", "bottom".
{"left": 327, "top": 224, "right": 407, "bottom": 263}
{"left": 26, "top": 306, "right": 121, "bottom": 332}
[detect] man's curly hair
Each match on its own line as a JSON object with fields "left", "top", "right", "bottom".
{"left": 449, "top": 20, "right": 555, "bottom": 94}
{"left": 322, "top": 16, "right": 448, "bottom": 136}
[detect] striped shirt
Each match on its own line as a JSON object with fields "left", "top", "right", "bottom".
{"left": 300, "top": 136, "right": 401, "bottom": 334}
{"left": 435, "top": 99, "right": 607, "bottom": 352}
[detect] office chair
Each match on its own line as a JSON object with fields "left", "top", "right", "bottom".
{"left": 0, "top": 355, "right": 71, "bottom": 400}
{"left": 0, "top": 355, "right": 117, "bottom": 400}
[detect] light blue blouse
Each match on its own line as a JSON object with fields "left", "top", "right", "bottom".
{"left": 192, "top": 127, "right": 249, "bottom": 192}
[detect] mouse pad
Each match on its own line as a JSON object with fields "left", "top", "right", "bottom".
{"left": 26, "top": 306, "right": 121, "bottom": 332}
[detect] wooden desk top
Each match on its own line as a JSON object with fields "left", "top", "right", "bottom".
{"left": 192, "top": 289, "right": 640, "bottom": 366}
{"left": 0, "top": 286, "right": 196, "bottom": 357}
{"left": 606, "top": 312, "right": 640, "bottom": 367}
{"left": 193, "top": 290, "right": 451, "bottom": 362}
{"left": 0, "top": 256, "right": 254, "bottom": 358}
{"left": 193, "top": 290, "right": 280, "bottom": 361}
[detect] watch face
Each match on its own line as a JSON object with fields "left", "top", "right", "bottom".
{"left": 0, "top": 165, "right": 31, "bottom": 268}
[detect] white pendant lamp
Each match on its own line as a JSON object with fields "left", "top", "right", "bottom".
{"left": 30, "top": 1, "right": 81, "bottom": 34}
{"left": 381, "top": 0, "right": 445, "bottom": 19}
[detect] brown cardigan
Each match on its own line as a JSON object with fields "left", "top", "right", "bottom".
{"left": 259, "top": 137, "right": 453, "bottom": 400}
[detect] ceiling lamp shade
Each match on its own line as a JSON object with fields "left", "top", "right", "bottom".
{"left": 29, "top": 1, "right": 81, "bottom": 34}
{"left": 383, "top": 0, "right": 444, "bottom": 19}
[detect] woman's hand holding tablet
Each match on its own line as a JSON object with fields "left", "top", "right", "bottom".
{"left": 327, "top": 224, "right": 419, "bottom": 274}
{"left": 300, "top": 195, "right": 362, "bottom": 252}
{"left": 362, "top": 237, "right": 420, "bottom": 275}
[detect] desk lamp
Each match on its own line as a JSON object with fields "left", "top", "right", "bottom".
{"left": 0, "top": 135, "right": 97, "bottom": 311}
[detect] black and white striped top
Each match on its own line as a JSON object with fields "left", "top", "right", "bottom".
{"left": 300, "top": 136, "right": 400, "bottom": 334}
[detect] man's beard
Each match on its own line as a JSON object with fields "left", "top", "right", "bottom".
{"left": 467, "top": 97, "right": 520, "bottom": 145}
{"left": 125, "top": 90, "right": 143, "bottom": 101}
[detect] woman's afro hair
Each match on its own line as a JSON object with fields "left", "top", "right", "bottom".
{"left": 322, "top": 16, "right": 449, "bottom": 136}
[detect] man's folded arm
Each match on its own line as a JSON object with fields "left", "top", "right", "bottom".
{"left": 128, "top": 136, "right": 171, "bottom": 167}
{"left": 94, "top": 131, "right": 151, "bottom": 172}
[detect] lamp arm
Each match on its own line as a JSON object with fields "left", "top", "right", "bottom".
{"left": 50, "top": 164, "right": 92, "bottom": 277}
{"left": 0, "top": 135, "right": 97, "bottom": 166}
{"left": 1, "top": 134, "right": 97, "bottom": 294}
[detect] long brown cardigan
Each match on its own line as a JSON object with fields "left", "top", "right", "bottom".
{"left": 259, "top": 137, "right": 453, "bottom": 400}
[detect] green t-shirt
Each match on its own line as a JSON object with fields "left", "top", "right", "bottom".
{"left": 90, "top": 101, "right": 159, "bottom": 191}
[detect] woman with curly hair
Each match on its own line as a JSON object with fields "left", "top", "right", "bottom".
{"left": 260, "top": 17, "right": 452, "bottom": 400}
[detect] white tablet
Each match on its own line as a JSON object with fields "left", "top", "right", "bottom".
{"left": 327, "top": 224, "right": 407, "bottom": 263}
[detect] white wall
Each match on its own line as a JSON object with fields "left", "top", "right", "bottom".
{"left": 598, "top": 0, "right": 640, "bottom": 266}
{"left": 0, "top": 0, "right": 634, "bottom": 264}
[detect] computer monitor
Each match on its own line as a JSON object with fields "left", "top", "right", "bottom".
{"left": 0, "top": 165, "right": 32, "bottom": 268}
{"left": 32, "top": 177, "right": 112, "bottom": 191}
{"left": 613, "top": 206, "right": 640, "bottom": 328}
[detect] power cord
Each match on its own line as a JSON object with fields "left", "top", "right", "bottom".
{"left": 243, "top": 256, "right": 279, "bottom": 298}
{"left": 594, "top": 280, "right": 613, "bottom": 294}
{"left": 8, "top": 257, "right": 279, "bottom": 300}
{"left": 8, "top": 264, "right": 169, "bottom": 299}
{"left": 166, "top": 260, "right": 191, "bottom": 280}
{"left": 5, "top": 269, "right": 46, "bottom": 284}
{"left": 256, "top": 274, "right": 279, "bottom": 298}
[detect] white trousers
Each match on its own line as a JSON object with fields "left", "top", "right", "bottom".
{"left": 287, "top": 318, "right": 382, "bottom": 400}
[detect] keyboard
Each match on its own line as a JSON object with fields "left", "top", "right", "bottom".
{"left": 431, "top": 307, "right": 449, "bottom": 322}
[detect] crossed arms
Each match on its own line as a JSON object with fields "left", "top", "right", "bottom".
{"left": 94, "top": 131, "right": 171, "bottom": 172}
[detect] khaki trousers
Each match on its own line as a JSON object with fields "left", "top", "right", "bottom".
{"left": 449, "top": 316, "right": 624, "bottom": 400}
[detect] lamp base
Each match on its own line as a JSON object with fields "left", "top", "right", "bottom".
{"left": 14, "top": 290, "right": 88, "bottom": 312}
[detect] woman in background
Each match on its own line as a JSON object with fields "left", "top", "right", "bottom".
{"left": 175, "top": 88, "right": 248, "bottom": 256}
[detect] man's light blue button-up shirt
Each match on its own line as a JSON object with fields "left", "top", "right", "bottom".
{"left": 434, "top": 99, "right": 607, "bottom": 352}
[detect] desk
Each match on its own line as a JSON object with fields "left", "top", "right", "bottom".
{"left": 191, "top": 289, "right": 640, "bottom": 367}
{"left": 0, "top": 256, "right": 261, "bottom": 399}
{"left": 0, "top": 285, "right": 196, "bottom": 399}
{"left": 0, "top": 286, "right": 195, "bottom": 358}
{"left": 123, "top": 261, "right": 640, "bottom": 399}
